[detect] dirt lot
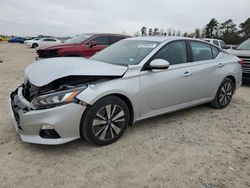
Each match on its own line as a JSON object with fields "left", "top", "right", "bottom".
{"left": 0, "top": 42, "right": 249, "bottom": 188}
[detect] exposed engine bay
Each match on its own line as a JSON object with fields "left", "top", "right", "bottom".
{"left": 22, "top": 75, "right": 120, "bottom": 102}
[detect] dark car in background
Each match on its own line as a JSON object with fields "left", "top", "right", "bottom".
{"left": 8, "top": 37, "right": 26, "bottom": 43}
{"left": 37, "top": 33, "right": 130, "bottom": 59}
{"left": 228, "top": 38, "right": 250, "bottom": 78}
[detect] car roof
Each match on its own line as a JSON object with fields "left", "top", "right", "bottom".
{"left": 79, "top": 33, "right": 130, "bottom": 37}
{"left": 125, "top": 36, "right": 202, "bottom": 43}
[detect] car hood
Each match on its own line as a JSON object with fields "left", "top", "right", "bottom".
{"left": 38, "top": 43, "right": 78, "bottom": 50}
{"left": 227, "top": 49, "right": 250, "bottom": 57}
{"left": 25, "top": 57, "right": 128, "bottom": 87}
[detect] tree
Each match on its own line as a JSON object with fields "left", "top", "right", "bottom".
{"left": 167, "top": 28, "right": 172, "bottom": 36}
{"left": 219, "top": 19, "right": 239, "bottom": 44}
{"left": 176, "top": 31, "right": 181, "bottom": 36}
{"left": 172, "top": 30, "right": 176, "bottom": 36}
{"left": 239, "top": 18, "right": 250, "bottom": 39}
{"left": 160, "top": 29, "right": 164, "bottom": 36}
{"left": 141, "top": 26, "right": 147, "bottom": 36}
{"left": 220, "top": 19, "right": 237, "bottom": 34}
{"left": 149, "top": 28, "right": 153, "bottom": 36}
{"left": 194, "top": 28, "right": 201, "bottom": 38}
{"left": 153, "top": 28, "right": 159, "bottom": 36}
{"left": 204, "top": 18, "right": 219, "bottom": 38}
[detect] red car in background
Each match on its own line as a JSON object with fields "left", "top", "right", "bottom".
{"left": 37, "top": 33, "right": 129, "bottom": 59}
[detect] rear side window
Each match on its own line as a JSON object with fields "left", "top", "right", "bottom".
{"left": 190, "top": 41, "right": 213, "bottom": 62}
{"left": 92, "top": 36, "right": 109, "bottom": 45}
{"left": 109, "top": 36, "right": 125, "bottom": 45}
{"left": 220, "top": 41, "right": 226, "bottom": 49}
{"left": 211, "top": 46, "right": 219, "bottom": 58}
{"left": 152, "top": 41, "right": 188, "bottom": 65}
{"left": 43, "top": 38, "right": 56, "bottom": 41}
{"left": 213, "top": 40, "right": 219, "bottom": 46}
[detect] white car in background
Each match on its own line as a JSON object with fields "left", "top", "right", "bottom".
{"left": 26, "top": 38, "right": 62, "bottom": 48}
{"left": 203, "top": 38, "right": 226, "bottom": 49}
{"left": 24, "top": 38, "right": 40, "bottom": 45}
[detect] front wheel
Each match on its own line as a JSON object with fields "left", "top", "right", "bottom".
{"left": 80, "top": 96, "right": 130, "bottom": 146}
{"left": 32, "top": 43, "right": 38, "bottom": 48}
{"left": 210, "top": 78, "right": 234, "bottom": 109}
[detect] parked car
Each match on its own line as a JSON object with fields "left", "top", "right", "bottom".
{"left": 0, "top": 36, "right": 10, "bottom": 41}
{"left": 226, "top": 44, "right": 238, "bottom": 50}
{"left": 24, "top": 37, "right": 40, "bottom": 45}
{"left": 8, "top": 37, "right": 25, "bottom": 43}
{"left": 36, "top": 33, "right": 129, "bottom": 59}
{"left": 9, "top": 37, "right": 242, "bottom": 146}
{"left": 203, "top": 38, "right": 227, "bottom": 49}
{"left": 26, "top": 38, "right": 61, "bottom": 48}
{"left": 227, "top": 38, "right": 250, "bottom": 78}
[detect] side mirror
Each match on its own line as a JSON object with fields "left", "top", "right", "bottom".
{"left": 89, "top": 41, "right": 97, "bottom": 48}
{"left": 232, "top": 46, "right": 238, "bottom": 50}
{"left": 148, "top": 59, "right": 170, "bottom": 70}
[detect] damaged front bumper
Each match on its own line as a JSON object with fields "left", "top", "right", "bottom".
{"left": 9, "top": 85, "right": 86, "bottom": 145}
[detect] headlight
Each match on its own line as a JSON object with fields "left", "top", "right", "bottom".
{"left": 31, "top": 86, "right": 87, "bottom": 108}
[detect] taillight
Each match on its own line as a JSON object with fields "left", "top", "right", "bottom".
{"left": 238, "top": 60, "right": 245, "bottom": 65}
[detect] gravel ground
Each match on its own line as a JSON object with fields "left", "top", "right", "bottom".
{"left": 0, "top": 42, "right": 249, "bottom": 188}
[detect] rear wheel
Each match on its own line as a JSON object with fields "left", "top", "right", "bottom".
{"left": 210, "top": 78, "right": 234, "bottom": 109}
{"left": 80, "top": 96, "right": 130, "bottom": 146}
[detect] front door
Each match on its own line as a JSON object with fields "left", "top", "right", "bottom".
{"left": 139, "top": 40, "right": 193, "bottom": 116}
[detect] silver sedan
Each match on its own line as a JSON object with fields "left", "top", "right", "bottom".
{"left": 9, "top": 37, "right": 242, "bottom": 145}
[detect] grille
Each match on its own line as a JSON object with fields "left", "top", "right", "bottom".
{"left": 237, "top": 56, "right": 250, "bottom": 74}
{"left": 37, "top": 49, "right": 58, "bottom": 58}
{"left": 238, "top": 56, "right": 250, "bottom": 63}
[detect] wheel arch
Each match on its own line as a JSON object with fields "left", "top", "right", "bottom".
{"left": 110, "top": 93, "right": 134, "bottom": 126}
{"left": 225, "top": 75, "right": 236, "bottom": 93}
{"left": 81, "top": 93, "right": 135, "bottom": 127}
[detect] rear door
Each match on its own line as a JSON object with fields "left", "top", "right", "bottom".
{"left": 40, "top": 38, "right": 57, "bottom": 47}
{"left": 188, "top": 40, "right": 222, "bottom": 101}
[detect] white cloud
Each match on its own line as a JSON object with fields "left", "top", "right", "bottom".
{"left": 0, "top": 0, "right": 249, "bottom": 36}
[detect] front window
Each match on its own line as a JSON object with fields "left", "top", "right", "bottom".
{"left": 65, "top": 34, "right": 94, "bottom": 44}
{"left": 237, "top": 39, "right": 250, "bottom": 50}
{"left": 91, "top": 40, "right": 160, "bottom": 66}
{"left": 151, "top": 41, "right": 188, "bottom": 65}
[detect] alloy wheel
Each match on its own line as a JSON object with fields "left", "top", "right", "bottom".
{"left": 218, "top": 81, "right": 233, "bottom": 106}
{"left": 92, "top": 104, "right": 125, "bottom": 141}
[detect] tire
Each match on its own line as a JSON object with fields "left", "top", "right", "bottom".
{"left": 32, "top": 43, "right": 38, "bottom": 48}
{"left": 210, "top": 78, "right": 234, "bottom": 109}
{"left": 80, "top": 96, "right": 130, "bottom": 146}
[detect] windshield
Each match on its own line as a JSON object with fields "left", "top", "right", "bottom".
{"left": 237, "top": 39, "right": 250, "bottom": 50}
{"left": 65, "top": 34, "right": 94, "bottom": 44}
{"left": 91, "top": 40, "right": 160, "bottom": 65}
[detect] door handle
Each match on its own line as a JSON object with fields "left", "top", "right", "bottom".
{"left": 183, "top": 71, "right": 192, "bottom": 77}
{"left": 218, "top": 63, "right": 224, "bottom": 68}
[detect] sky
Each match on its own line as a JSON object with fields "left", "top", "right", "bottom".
{"left": 0, "top": 0, "right": 249, "bottom": 37}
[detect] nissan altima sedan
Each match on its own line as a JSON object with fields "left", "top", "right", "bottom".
{"left": 9, "top": 37, "right": 242, "bottom": 146}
